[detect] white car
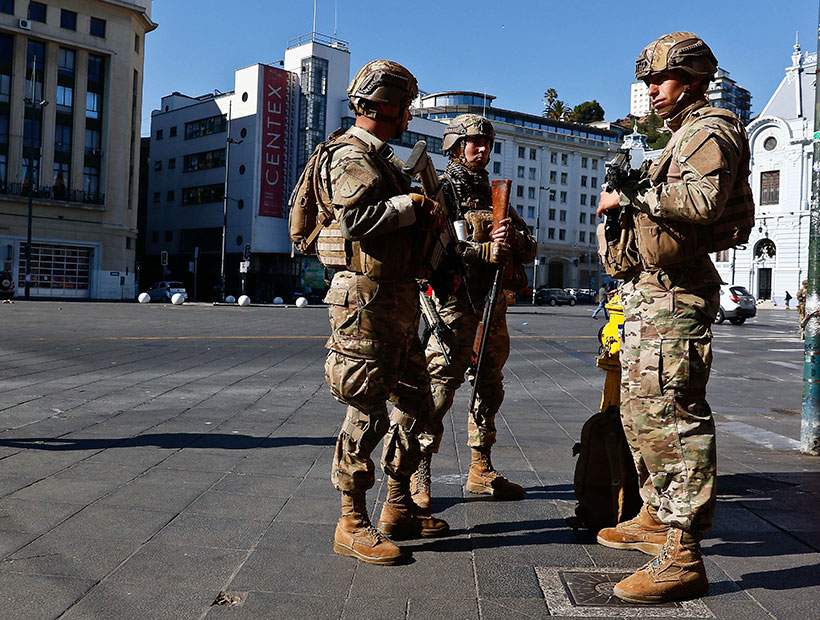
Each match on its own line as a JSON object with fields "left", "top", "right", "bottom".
{"left": 715, "top": 284, "right": 756, "bottom": 325}
{"left": 146, "top": 281, "right": 188, "bottom": 303}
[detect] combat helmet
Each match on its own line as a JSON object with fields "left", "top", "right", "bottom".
{"left": 635, "top": 32, "right": 718, "bottom": 82}
{"left": 347, "top": 59, "right": 418, "bottom": 119}
{"left": 442, "top": 114, "right": 496, "bottom": 155}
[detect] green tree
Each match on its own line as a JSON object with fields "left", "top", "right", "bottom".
{"left": 571, "top": 100, "right": 605, "bottom": 123}
{"left": 542, "top": 88, "right": 568, "bottom": 120}
{"left": 636, "top": 111, "right": 671, "bottom": 149}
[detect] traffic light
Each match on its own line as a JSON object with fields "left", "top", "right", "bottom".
{"left": 160, "top": 251, "right": 168, "bottom": 266}
{"left": 243, "top": 243, "right": 251, "bottom": 261}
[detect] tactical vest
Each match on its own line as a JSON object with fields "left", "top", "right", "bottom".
{"left": 288, "top": 128, "right": 421, "bottom": 281}
{"left": 633, "top": 106, "right": 754, "bottom": 269}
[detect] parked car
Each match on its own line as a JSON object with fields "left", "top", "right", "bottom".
{"left": 535, "top": 287, "right": 576, "bottom": 306}
{"left": 0, "top": 271, "right": 15, "bottom": 300}
{"left": 570, "top": 288, "right": 596, "bottom": 304}
{"left": 146, "top": 281, "right": 188, "bottom": 303}
{"left": 715, "top": 284, "right": 756, "bottom": 325}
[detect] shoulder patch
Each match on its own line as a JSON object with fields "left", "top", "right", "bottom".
{"left": 678, "top": 132, "right": 726, "bottom": 178}
{"left": 332, "top": 162, "right": 379, "bottom": 204}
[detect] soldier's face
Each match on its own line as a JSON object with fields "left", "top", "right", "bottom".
{"left": 645, "top": 71, "right": 691, "bottom": 117}
{"left": 462, "top": 137, "right": 490, "bottom": 167}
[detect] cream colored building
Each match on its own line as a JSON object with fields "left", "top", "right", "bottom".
{"left": 0, "top": 0, "right": 155, "bottom": 298}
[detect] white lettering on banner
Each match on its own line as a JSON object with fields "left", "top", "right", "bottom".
{"left": 259, "top": 65, "right": 288, "bottom": 218}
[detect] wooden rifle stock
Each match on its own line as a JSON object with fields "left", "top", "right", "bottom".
{"left": 469, "top": 179, "right": 511, "bottom": 415}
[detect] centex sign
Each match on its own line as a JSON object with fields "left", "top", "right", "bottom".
{"left": 259, "top": 65, "right": 288, "bottom": 217}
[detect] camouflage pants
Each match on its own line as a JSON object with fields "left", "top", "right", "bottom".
{"left": 324, "top": 271, "right": 432, "bottom": 493}
{"left": 620, "top": 268, "right": 719, "bottom": 537}
{"left": 421, "top": 296, "right": 509, "bottom": 453}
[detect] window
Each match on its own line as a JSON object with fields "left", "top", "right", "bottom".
{"left": 494, "top": 142, "right": 501, "bottom": 154}
{"left": 760, "top": 171, "right": 779, "bottom": 204}
{"left": 580, "top": 212, "right": 586, "bottom": 224}
{"left": 529, "top": 167, "right": 536, "bottom": 180}
{"left": 183, "top": 148, "right": 226, "bottom": 172}
{"left": 85, "top": 92, "right": 100, "bottom": 118}
{"left": 549, "top": 189, "right": 556, "bottom": 201}
{"left": 0, "top": 0, "right": 12, "bottom": 15}
{"left": 560, "top": 172, "right": 567, "bottom": 185}
{"left": 590, "top": 195, "right": 597, "bottom": 207}
{"left": 516, "top": 205, "right": 523, "bottom": 215}
{"left": 560, "top": 210, "right": 566, "bottom": 222}
{"left": 518, "top": 146, "right": 525, "bottom": 158}
{"left": 23, "top": 118, "right": 41, "bottom": 148}
{"left": 23, "top": 157, "right": 39, "bottom": 184}
{"left": 153, "top": 192, "right": 160, "bottom": 203}
{"left": 54, "top": 123, "right": 71, "bottom": 152}
{"left": 167, "top": 190, "right": 174, "bottom": 202}
{"left": 550, "top": 152, "right": 557, "bottom": 164}
{"left": 60, "top": 9, "right": 76, "bottom": 30}
{"left": 0, "top": 74, "right": 10, "bottom": 103}
{"left": 83, "top": 166, "right": 99, "bottom": 195}
{"left": 529, "top": 148, "right": 536, "bottom": 160}
{"left": 84, "top": 128, "right": 100, "bottom": 154}
{"left": 182, "top": 183, "right": 224, "bottom": 205}
{"left": 559, "top": 229, "right": 566, "bottom": 241}
{"left": 580, "top": 194, "right": 587, "bottom": 205}
{"left": 548, "top": 228, "right": 555, "bottom": 239}
{"left": 560, "top": 191, "right": 567, "bottom": 203}
{"left": 581, "top": 175, "right": 588, "bottom": 187}
{"left": 715, "top": 250, "right": 730, "bottom": 262}
{"left": 56, "top": 85, "right": 72, "bottom": 108}
{"left": 0, "top": 114, "right": 8, "bottom": 142}
{"left": 52, "top": 162, "right": 69, "bottom": 194}
{"left": 548, "top": 208, "right": 556, "bottom": 220}
{"left": 155, "top": 128, "right": 163, "bottom": 140}
{"left": 561, "top": 153, "right": 568, "bottom": 165}
{"left": 592, "top": 159, "right": 598, "bottom": 170}
{"left": 90, "top": 17, "right": 106, "bottom": 38}
{"left": 58, "top": 49, "right": 74, "bottom": 75}
{"left": 549, "top": 171, "right": 556, "bottom": 184}
{"left": 87, "top": 55, "right": 104, "bottom": 83}
{"left": 168, "top": 158, "right": 176, "bottom": 170}
{"left": 165, "top": 230, "right": 173, "bottom": 242}
{"left": 185, "top": 114, "right": 227, "bottom": 139}
{"left": 579, "top": 231, "right": 586, "bottom": 242}
{"left": 517, "top": 166, "right": 524, "bottom": 178}
{"left": 528, "top": 187, "right": 535, "bottom": 199}
{"left": 516, "top": 185, "right": 524, "bottom": 198}
{"left": 528, "top": 206, "right": 535, "bottom": 218}
{"left": 134, "top": 34, "right": 140, "bottom": 53}
{"left": 153, "top": 160, "right": 162, "bottom": 171}
{"left": 492, "top": 161, "right": 501, "bottom": 174}
{"left": 591, "top": 177, "right": 598, "bottom": 188}
{"left": 763, "top": 137, "right": 777, "bottom": 151}
{"left": 582, "top": 157, "right": 588, "bottom": 168}
{"left": 169, "top": 126, "right": 177, "bottom": 137}
{"left": 28, "top": 2, "right": 46, "bottom": 23}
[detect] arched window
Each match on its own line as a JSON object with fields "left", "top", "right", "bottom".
{"left": 754, "top": 238, "right": 776, "bottom": 259}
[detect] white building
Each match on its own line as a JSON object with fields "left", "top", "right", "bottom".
{"left": 414, "top": 92, "right": 621, "bottom": 290}
{"left": 714, "top": 42, "right": 816, "bottom": 302}
{"left": 630, "top": 82, "right": 651, "bottom": 118}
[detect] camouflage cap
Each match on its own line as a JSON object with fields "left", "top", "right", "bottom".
{"left": 347, "top": 59, "right": 418, "bottom": 118}
{"left": 442, "top": 114, "right": 496, "bottom": 154}
{"left": 635, "top": 32, "right": 718, "bottom": 81}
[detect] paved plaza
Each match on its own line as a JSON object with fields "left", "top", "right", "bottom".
{"left": 0, "top": 300, "right": 817, "bottom": 619}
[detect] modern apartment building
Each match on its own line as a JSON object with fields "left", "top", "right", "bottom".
{"left": 0, "top": 0, "right": 155, "bottom": 298}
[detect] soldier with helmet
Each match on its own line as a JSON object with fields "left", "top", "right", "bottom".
{"left": 597, "top": 33, "right": 754, "bottom": 603}
{"left": 314, "top": 59, "right": 450, "bottom": 565}
{"left": 410, "top": 114, "right": 536, "bottom": 509}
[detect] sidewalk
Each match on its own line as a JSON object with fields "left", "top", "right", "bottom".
{"left": 0, "top": 301, "right": 816, "bottom": 619}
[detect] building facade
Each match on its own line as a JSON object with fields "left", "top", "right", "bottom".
{"left": 0, "top": 0, "right": 154, "bottom": 299}
{"left": 413, "top": 91, "right": 620, "bottom": 290}
{"left": 714, "top": 43, "right": 815, "bottom": 303}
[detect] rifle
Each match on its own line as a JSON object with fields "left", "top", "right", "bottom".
{"left": 418, "top": 284, "right": 451, "bottom": 366}
{"left": 403, "top": 140, "right": 476, "bottom": 314}
{"left": 602, "top": 147, "right": 634, "bottom": 244}
{"left": 468, "top": 179, "right": 511, "bottom": 416}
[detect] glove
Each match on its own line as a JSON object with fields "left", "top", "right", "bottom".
{"left": 478, "top": 241, "right": 510, "bottom": 265}
{"left": 409, "top": 193, "right": 445, "bottom": 230}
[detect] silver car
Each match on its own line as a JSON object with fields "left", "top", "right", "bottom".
{"left": 715, "top": 284, "right": 756, "bottom": 325}
{"left": 146, "top": 281, "right": 188, "bottom": 303}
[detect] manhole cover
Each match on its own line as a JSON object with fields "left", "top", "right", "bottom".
{"left": 535, "top": 567, "right": 713, "bottom": 618}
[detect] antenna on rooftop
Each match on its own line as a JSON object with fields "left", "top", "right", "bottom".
{"left": 334, "top": 0, "right": 338, "bottom": 36}
{"left": 313, "top": 0, "right": 317, "bottom": 34}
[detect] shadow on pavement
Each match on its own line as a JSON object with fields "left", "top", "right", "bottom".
{"left": 0, "top": 433, "right": 336, "bottom": 451}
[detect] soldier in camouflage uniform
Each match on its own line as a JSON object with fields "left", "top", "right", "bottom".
{"left": 797, "top": 279, "right": 808, "bottom": 333}
{"left": 596, "top": 33, "right": 754, "bottom": 603}
{"left": 410, "top": 114, "right": 536, "bottom": 510}
{"left": 318, "top": 60, "right": 449, "bottom": 565}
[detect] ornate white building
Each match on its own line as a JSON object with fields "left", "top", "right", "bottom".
{"left": 714, "top": 41, "right": 816, "bottom": 302}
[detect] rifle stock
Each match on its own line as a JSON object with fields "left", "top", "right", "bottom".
{"left": 469, "top": 179, "right": 512, "bottom": 415}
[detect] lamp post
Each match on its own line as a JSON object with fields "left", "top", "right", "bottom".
{"left": 23, "top": 55, "right": 46, "bottom": 300}
{"left": 532, "top": 184, "right": 551, "bottom": 305}
{"left": 219, "top": 100, "right": 242, "bottom": 302}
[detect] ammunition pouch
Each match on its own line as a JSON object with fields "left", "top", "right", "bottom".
{"left": 633, "top": 211, "right": 701, "bottom": 269}
{"left": 596, "top": 217, "right": 641, "bottom": 279}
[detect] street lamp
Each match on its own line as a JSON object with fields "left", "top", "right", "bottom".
{"left": 532, "top": 184, "right": 551, "bottom": 305}
{"left": 23, "top": 55, "right": 47, "bottom": 299}
{"left": 220, "top": 100, "right": 242, "bottom": 302}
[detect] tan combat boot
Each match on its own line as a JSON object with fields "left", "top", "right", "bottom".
{"left": 378, "top": 477, "right": 449, "bottom": 539}
{"left": 613, "top": 528, "right": 709, "bottom": 604}
{"left": 597, "top": 504, "right": 669, "bottom": 555}
{"left": 465, "top": 447, "right": 524, "bottom": 499}
{"left": 410, "top": 453, "right": 432, "bottom": 511}
{"left": 334, "top": 492, "right": 403, "bottom": 565}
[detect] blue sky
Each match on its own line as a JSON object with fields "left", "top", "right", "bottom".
{"left": 142, "top": 0, "right": 818, "bottom": 135}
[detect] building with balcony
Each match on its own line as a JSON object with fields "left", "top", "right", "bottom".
{"left": 0, "top": 0, "right": 155, "bottom": 298}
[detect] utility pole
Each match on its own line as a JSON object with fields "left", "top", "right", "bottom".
{"left": 23, "top": 55, "right": 45, "bottom": 299}
{"left": 802, "top": 3, "right": 820, "bottom": 455}
{"left": 219, "top": 101, "right": 243, "bottom": 302}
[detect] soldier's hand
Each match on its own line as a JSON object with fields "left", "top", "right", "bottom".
{"left": 597, "top": 190, "right": 621, "bottom": 218}
{"left": 490, "top": 218, "right": 511, "bottom": 243}
{"left": 409, "top": 193, "right": 445, "bottom": 230}
{"left": 479, "top": 241, "right": 510, "bottom": 265}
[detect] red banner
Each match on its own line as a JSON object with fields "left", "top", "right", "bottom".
{"left": 259, "top": 65, "right": 288, "bottom": 217}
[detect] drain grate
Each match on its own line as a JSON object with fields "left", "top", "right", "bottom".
{"left": 536, "top": 567, "right": 714, "bottom": 618}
